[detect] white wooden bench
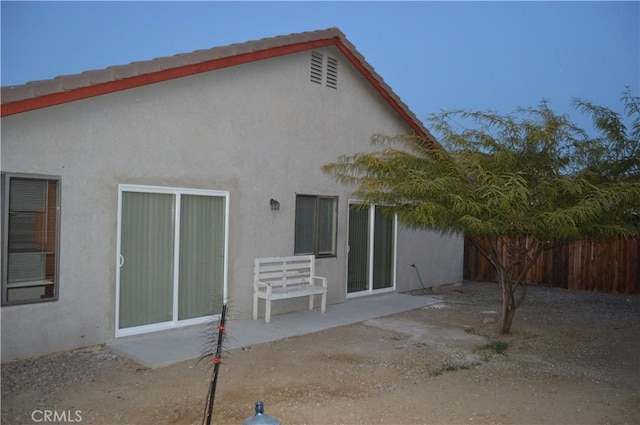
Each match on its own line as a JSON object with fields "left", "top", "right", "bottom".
{"left": 253, "top": 255, "right": 327, "bottom": 323}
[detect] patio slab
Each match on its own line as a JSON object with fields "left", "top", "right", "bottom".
{"left": 107, "top": 292, "right": 441, "bottom": 368}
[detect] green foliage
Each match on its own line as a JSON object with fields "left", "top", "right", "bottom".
{"left": 572, "top": 87, "right": 640, "bottom": 182}
{"left": 323, "top": 92, "right": 640, "bottom": 244}
{"left": 323, "top": 90, "right": 640, "bottom": 334}
{"left": 479, "top": 340, "right": 510, "bottom": 355}
{"left": 428, "top": 362, "right": 479, "bottom": 377}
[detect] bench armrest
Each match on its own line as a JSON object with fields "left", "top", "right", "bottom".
{"left": 311, "top": 275, "right": 327, "bottom": 289}
{"left": 254, "top": 281, "right": 272, "bottom": 295}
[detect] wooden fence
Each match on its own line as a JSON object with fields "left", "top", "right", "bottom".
{"left": 463, "top": 236, "right": 640, "bottom": 294}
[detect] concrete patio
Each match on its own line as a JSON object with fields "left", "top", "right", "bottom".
{"left": 107, "top": 292, "right": 441, "bottom": 368}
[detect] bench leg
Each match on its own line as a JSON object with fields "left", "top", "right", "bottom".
{"left": 308, "top": 295, "right": 314, "bottom": 311}
{"left": 265, "top": 299, "right": 271, "bottom": 324}
{"left": 320, "top": 292, "right": 326, "bottom": 313}
{"left": 253, "top": 292, "right": 259, "bottom": 320}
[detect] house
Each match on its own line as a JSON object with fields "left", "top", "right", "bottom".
{"left": 1, "top": 28, "right": 463, "bottom": 361}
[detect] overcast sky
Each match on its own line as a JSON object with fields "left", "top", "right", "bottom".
{"left": 2, "top": 1, "right": 638, "bottom": 130}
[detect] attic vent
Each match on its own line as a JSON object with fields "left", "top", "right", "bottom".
{"left": 326, "top": 57, "right": 338, "bottom": 89}
{"left": 310, "top": 51, "right": 324, "bottom": 85}
{"left": 310, "top": 51, "right": 339, "bottom": 89}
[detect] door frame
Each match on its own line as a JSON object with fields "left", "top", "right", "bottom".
{"left": 115, "top": 184, "right": 229, "bottom": 337}
{"left": 345, "top": 200, "right": 397, "bottom": 299}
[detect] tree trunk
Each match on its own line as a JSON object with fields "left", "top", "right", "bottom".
{"left": 498, "top": 277, "right": 516, "bottom": 335}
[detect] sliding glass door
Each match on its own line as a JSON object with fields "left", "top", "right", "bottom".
{"left": 116, "top": 185, "right": 228, "bottom": 336}
{"left": 347, "top": 203, "right": 396, "bottom": 296}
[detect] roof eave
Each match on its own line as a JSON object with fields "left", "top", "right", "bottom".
{"left": 1, "top": 29, "right": 438, "bottom": 149}
{"left": 0, "top": 38, "right": 337, "bottom": 118}
{"left": 333, "top": 42, "right": 438, "bottom": 149}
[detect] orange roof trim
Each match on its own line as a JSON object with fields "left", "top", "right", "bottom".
{"left": 1, "top": 27, "right": 437, "bottom": 147}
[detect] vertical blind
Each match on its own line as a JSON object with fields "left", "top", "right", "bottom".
{"left": 294, "top": 196, "right": 316, "bottom": 255}
{"left": 347, "top": 205, "right": 369, "bottom": 293}
{"left": 347, "top": 204, "right": 395, "bottom": 294}
{"left": 317, "top": 197, "right": 337, "bottom": 255}
{"left": 119, "top": 192, "right": 175, "bottom": 328}
{"left": 373, "top": 208, "right": 394, "bottom": 290}
{"left": 119, "top": 189, "right": 226, "bottom": 330}
{"left": 178, "top": 195, "right": 225, "bottom": 319}
{"left": 295, "top": 195, "right": 337, "bottom": 256}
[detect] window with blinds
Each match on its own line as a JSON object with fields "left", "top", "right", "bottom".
{"left": 2, "top": 174, "right": 59, "bottom": 305}
{"left": 294, "top": 195, "right": 338, "bottom": 257}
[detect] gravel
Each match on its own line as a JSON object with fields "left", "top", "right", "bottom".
{"left": 437, "top": 280, "right": 639, "bottom": 329}
{"left": 433, "top": 281, "right": 640, "bottom": 386}
{"left": 1, "top": 346, "right": 126, "bottom": 395}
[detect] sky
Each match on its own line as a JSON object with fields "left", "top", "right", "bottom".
{"left": 1, "top": 1, "right": 639, "bottom": 131}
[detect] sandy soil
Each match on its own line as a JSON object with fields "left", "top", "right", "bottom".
{"left": 2, "top": 281, "right": 639, "bottom": 425}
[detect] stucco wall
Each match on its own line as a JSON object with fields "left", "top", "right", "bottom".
{"left": 396, "top": 226, "right": 464, "bottom": 292}
{"left": 1, "top": 46, "right": 462, "bottom": 360}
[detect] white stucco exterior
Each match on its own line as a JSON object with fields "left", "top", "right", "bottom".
{"left": 1, "top": 43, "right": 463, "bottom": 361}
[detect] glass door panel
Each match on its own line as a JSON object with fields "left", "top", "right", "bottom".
{"left": 347, "top": 205, "right": 370, "bottom": 294}
{"left": 119, "top": 192, "right": 175, "bottom": 328}
{"left": 178, "top": 194, "right": 225, "bottom": 320}
{"left": 373, "top": 208, "right": 394, "bottom": 290}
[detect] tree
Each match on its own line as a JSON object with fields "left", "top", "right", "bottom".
{"left": 323, "top": 91, "right": 640, "bottom": 334}
{"left": 572, "top": 88, "right": 640, "bottom": 182}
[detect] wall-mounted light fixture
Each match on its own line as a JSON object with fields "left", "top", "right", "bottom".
{"left": 270, "top": 199, "right": 280, "bottom": 210}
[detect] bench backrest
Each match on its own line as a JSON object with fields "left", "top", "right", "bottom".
{"left": 254, "top": 255, "right": 315, "bottom": 288}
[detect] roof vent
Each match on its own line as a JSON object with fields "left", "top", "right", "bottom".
{"left": 326, "top": 57, "right": 338, "bottom": 89}
{"left": 310, "top": 51, "right": 323, "bottom": 85}
{"left": 310, "top": 51, "right": 338, "bottom": 89}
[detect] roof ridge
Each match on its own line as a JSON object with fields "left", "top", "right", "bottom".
{"left": 1, "top": 27, "right": 437, "bottom": 147}
{"left": 2, "top": 27, "right": 345, "bottom": 92}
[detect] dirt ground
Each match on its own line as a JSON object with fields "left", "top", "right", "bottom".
{"left": 2, "top": 281, "right": 639, "bottom": 425}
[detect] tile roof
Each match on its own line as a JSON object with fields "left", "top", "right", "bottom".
{"left": 0, "top": 27, "right": 436, "bottom": 146}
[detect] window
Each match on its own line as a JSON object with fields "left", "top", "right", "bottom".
{"left": 294, "top": 195, "right": 338, "bottom": 257}
{"left": 2, "top": 174, "right": 60, "bottom": 305}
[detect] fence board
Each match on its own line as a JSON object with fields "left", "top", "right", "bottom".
{"left": 463, "top": 236, "right": 639, "bottom": 294}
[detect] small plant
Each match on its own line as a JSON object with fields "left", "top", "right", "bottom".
{"left": 428, "top": 362, "right": 477, "bottom": 377}
{"left": 479, "top": 339, "right": 510, "bottom": 355}
{"left": 464, "top": 327, "right": 493, "bottom": 339}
